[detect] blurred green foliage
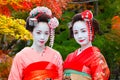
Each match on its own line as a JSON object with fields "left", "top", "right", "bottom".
{"left": 53, "top": 11, "right": 79, "bottom": 60}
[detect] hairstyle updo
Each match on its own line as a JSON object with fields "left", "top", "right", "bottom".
{"left": 26, "top": 13, "right": 51, "bottom": 32}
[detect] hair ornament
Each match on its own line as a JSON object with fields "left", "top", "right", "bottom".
{"left": 81, "top": 10, "right": 93, "bottom": 41}
{"left": 48, "top": 17, "right": 59, "bottom": 29}
{"left": 29, "top": 6, "right": 52, "bottom": 17}
{"left": 48, "top": 17, "right": 59, "bottom": 47}
{"left": 29, "top": 18, "right": 38, "bottom": 27}
{"left": 49, "top": 29, "right": 55, "bottom": 48}
{"left": 67, "top": 22, "right": 72, "bottom": 29}
{"left": 81, "top": 10, "right": 93, "bottom": 21}
{"left": 29, "top": 6, "right": 59, "bottom": 29}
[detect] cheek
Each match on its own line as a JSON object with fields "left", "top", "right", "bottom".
{"left": 33, "top": 35, "right": 39, "bottom": 41}
{"left": 45, "top": 35, "right": 49, "bottom": 39}
{"left": 84, "top": 33, "right": 89, "bottom": 37}
{"left": 73, "top": 34, "right": 79, "bottom": 41}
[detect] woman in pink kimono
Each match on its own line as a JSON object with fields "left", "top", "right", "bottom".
{"left": 63, "top": 10, "right": 110, "bottom": 80}
{"left": 8, "top": 6, "right": 63, "bottom": 80}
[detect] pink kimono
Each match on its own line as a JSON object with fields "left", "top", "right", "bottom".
{"left": 8, "top": 46, "right": 63, "bottom": 80}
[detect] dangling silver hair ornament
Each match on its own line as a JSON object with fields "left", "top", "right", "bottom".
{"left": 48, "top": 17, "right": 59, "bottom": 48}
{"left": 29, "top": 17, "right": 38, "bottom": 27}
{"left": 81, "top": 10, "right": 93, "bottom": 41}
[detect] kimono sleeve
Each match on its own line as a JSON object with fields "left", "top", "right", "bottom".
{"left": 8, "top": 53, "right": 24, "bottom": 80}
{"left": 90, "top": 52, "right": 110, "bottom": 80}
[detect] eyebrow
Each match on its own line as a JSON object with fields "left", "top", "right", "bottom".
{"left": 37, "top": 30, "right": 49, "bottom": 32}
{"left": 36, "top": 30, "right": 42, "bottom": 32}
{"left": 73, "top": 28, "right": 86, "bottom": 31}
{"left": 80, "top": 28, "right": 86, "bottom": 30}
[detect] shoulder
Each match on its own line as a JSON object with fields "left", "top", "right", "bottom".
{"left": 14, "top": 47, "right": 32, "bottom": 58}
{"left": 91, "top": 46, "right": 103, "bottom": 56}
{"left": 47, "top": 46, "right": 63, "bottom": 64}
{"left": 46, "top": 46, "right": 62, "bottom": 57}
{"left": 92, "top": 46, "right": 105, "bottom": 59}
{"left": 21, "top": 47, "right": 32, "bottom": 52}
{"left": 65, "top": 49, "right": 78, "bottom": 60}
{"left": 92, "top": 46, "right": 100, "bottom": 52}
{"left": 87, "top": 46, "right": 101, "bottom": 56}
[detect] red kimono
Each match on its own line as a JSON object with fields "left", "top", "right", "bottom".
{"left": 64, "top": 46, "right": 110, "bottom": 80}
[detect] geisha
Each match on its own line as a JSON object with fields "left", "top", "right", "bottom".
{"left": 63, "top": 10, "right": 110, "bottom": 80}
{"left": 8, "top": 6, "right": 63, "bottom": 80}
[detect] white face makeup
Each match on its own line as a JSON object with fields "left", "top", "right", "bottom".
{"left": 73, "top": 21, "right": 90, "bottom": 47}
{"left": 32, "top": 22, "right": 50, "bottom": 47}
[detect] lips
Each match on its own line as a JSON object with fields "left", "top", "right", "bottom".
{"left": 79, "top": 39, "right": 85, "bottom": 42}
{"left": 39, "top": 41, "right": 45, "bottom": 44}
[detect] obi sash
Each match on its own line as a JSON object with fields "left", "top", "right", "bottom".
{"left": 64, "top": 69, "right": 92, "bottom": 80}
{"left": 23, "top": 61, "right": 59, "bottom": 80}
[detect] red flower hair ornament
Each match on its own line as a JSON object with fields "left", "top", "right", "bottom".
{"left": 81, "top": 10, "right": 93, "bottom": 21}
{"left": 81, "top": 10, "right": 94, "bottom": 41}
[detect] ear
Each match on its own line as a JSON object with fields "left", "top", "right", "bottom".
{"left": 30, "top": 31, "right": 33, "bottom": 36}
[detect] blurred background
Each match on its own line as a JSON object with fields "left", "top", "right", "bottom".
{"left": 0, "top": 0, "right": 120, "bottom": 79}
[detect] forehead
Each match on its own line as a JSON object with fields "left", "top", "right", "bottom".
{"left": 73, "top": 21, "right": 87, "bottom": 30}
{"left": 34, "top": 22, "right": 49, "bottom": 31}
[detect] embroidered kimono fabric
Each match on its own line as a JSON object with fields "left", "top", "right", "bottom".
{"left": 63, "top": 46, "right": 110, "bottom": 80}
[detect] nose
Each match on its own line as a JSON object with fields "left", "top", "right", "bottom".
{"left": 78, "top": 32, "right": 82, "bottom": 39}
{"left": 40, "top": 34, "right": 45, "bottom": 40}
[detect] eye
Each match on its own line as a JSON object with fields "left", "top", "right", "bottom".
{"left": 36, "top": 31, "right": 41, "bottom": 34}
{"left": 81, "top": 29, "right": 87, "bottom": 32}
{"left": 73, "top": 31, "right": 78, "bottom": 34}
{"left": 45, "top": 32, "right": 49, "bottom": 35}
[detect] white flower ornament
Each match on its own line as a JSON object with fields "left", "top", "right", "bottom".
{"left": 48, "top": 17, "right": 59, "bottom": 29}
{"left": 39, "top": 7, "right": 52, "bottom": 16}
{"left": 29, "top": 6, "right": 52, "bottom": 17}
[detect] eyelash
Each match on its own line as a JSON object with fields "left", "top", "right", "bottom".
{"left": 45, "top": 32, "right": 49, "bottom": 35}
{"left": 37, "top": 32, "right": 41, "bottom": 34}
{"left": 74, "top": 32, "right": 78, "bottom": 34}
{"left": 73, "top": 30, "right": 86, "bottom": 34}
{"left": 36, "top": 32, "right": 49, "bottom": 35}
{"left": 82, "top": 30, "right": 86, "bottom": 32}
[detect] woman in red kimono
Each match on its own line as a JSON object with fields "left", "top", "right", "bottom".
{"left": 63, "top": 10, "right": 110, "bottom": 80}
{"left": 8, "top": 6, "right": 63, "bottom": 80}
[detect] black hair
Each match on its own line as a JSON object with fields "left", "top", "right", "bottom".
{"left": 26, "top": 13, "right": 51, "bottom": 32}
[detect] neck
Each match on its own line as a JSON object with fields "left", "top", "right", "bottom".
{"left": 31, "top": 43, "right": 46, "bottom": 53}
{"left": 80, "top": 42, "right": 92, "bottom": 51}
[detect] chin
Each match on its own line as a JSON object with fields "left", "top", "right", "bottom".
{"left": 77, "top": 42, "right": 86, "bottom": 46}
{"left": 81, "top": 42, "right": 91, "bottom": 47}
{"left": 37, "top": 44, "right": 44, "bottom": 47}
